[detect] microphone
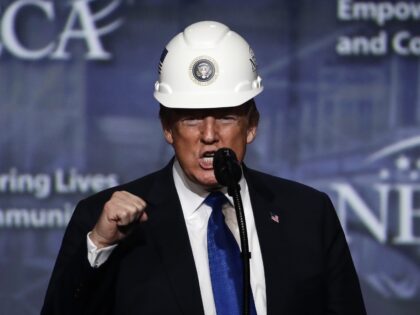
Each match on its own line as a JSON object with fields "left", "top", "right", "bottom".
{"left": 213, "top": 148, "right": 252, "bottom": 315}
{"left": 213, "top": 148, "right": 242, "bottom": 188}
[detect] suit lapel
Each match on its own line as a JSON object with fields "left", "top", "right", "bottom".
{"left": 139, "top": 162, "right": 290, "bottom": 315}
{"left": 244, "top": 167, "right": 290, "bottom": 315}
{"left": 145, "top": 162, "right": 205, "bottom": 315}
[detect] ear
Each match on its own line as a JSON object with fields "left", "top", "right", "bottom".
{"left": 246, "top": 125, "right": 257, "bottom": 144}
{"left": 162, "top": 125, "right": 174, "bottom": 144}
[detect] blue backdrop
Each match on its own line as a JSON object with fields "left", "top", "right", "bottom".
{"left": 1, "top": 0, "right": 420, "bottom": 314}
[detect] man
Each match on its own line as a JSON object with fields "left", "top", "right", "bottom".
{"left": 41, "top": 21, "right": 366, "bottom": 315}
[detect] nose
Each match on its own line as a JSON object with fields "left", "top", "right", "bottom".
{"left": 200, "top": 117, "right": 219, "bottom": 144}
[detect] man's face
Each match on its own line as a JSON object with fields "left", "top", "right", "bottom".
{"left": 162, "top": 105, "right": 258, "bottom": 189}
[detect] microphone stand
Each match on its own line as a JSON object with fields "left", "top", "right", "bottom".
{"left": 214, "top": 148, "right": 252, "bottom": 315}
{"left": 226, "top": 182, "right": 251, "bottom": 315}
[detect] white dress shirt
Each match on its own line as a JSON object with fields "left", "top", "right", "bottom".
{"left": 87, "top": 160, "right": 266, "bottom": 314}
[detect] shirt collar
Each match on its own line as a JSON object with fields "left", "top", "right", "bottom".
{"left": 172, "top": 159, "right": 247, "bottom": 218}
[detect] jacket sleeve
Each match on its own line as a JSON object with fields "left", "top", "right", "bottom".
{"left": 40, "top": 199, "right": 117, "bottom": 315}
{"left": 321, "top": 193, "right": 367, "bottom": 315}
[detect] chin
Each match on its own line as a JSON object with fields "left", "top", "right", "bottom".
{"left": 198, "top": 178, "right": 219, "bottom": 188}
{"left": 195, "top": 173, "right": 219, "bottom": 188}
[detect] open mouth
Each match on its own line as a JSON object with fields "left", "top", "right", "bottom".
{"left": 199, "top": 151, "right": 216, "bottom": 169}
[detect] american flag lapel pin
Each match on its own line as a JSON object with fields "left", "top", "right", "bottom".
{"left": 270, "top": 211, "right": 279, "bottom": 223}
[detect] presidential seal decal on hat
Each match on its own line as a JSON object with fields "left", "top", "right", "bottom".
{"left": 190, "top": 56, "right": 218, "bottom": 85}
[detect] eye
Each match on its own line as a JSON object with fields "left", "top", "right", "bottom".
{"left": 181, "top": 117, "right": 203, "bottom": 126}
{"left": 218, "top": 115, "right": 237, "bottom": 124}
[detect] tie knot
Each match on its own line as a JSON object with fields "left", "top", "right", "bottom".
{"left": 204, "top": 191, "right": 228, "bottom": 210}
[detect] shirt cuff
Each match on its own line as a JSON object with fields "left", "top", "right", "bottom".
{"left": 87, "top": 232, "right": 118, "bottom": 268}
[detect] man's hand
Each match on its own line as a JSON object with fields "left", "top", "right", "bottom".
{"left": 90, "top": 191, "right": 148, "bottom": 248}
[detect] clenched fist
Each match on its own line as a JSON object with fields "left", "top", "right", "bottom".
{"left": 90, "top": 191, "right": 148, "bottom": 248}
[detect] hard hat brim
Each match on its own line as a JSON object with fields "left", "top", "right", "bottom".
{"left": 154, "top": 87, "right": 263, "bottom": 109}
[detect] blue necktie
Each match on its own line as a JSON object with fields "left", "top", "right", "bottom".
{"left": 206, "top": 191, "right": 257, "bottom": 315}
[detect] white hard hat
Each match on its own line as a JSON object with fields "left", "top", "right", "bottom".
{"left": 154, "top": 21, "right": 263, "bottom": 109}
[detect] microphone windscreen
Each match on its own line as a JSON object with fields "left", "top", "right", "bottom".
{"left": 213, "top": 148, "right": 242, "bottom": 187}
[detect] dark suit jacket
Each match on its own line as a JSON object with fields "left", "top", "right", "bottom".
{"left": 41, "top": 161, "right": 366, "bottom": 315}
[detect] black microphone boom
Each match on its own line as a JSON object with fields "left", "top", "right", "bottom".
{"left": 213, "top": 147, "right": 252, "bottom": 315}
{"left": 213, "top": 148, "right": 242, "bottom": 189}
